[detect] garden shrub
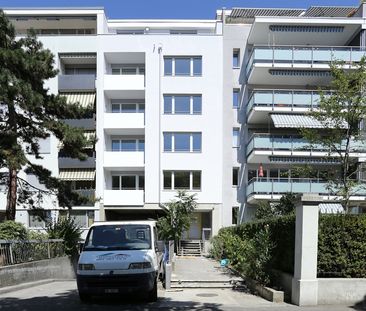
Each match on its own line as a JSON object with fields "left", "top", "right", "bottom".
{"left": 318, "top": 214, "right": 366, "bottom": 278}
{"left": 210, "top": 213, "right": 366, "bottom": 285}
{"left": 0, "top": 221, "right": 28, "bottom": 240}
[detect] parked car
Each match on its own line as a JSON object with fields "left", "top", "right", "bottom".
{"left": 76, "top": 221, "right": 163, "bottom": 302}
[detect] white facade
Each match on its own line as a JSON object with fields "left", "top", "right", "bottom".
{"left": 2, "top": 4, "right": 366, "bottom": 236}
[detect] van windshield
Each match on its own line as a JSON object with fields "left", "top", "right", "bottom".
{"left": 83, "top": 225, "right": 152, "bottom": 251}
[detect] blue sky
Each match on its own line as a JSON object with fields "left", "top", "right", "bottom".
{"left": 0, "top": 0, "right": 360, "bottom": 19}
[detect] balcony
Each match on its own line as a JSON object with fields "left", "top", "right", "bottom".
{"left": 58, "top": 75, "right": 96, "bottom": 91}
{"left": 247, "top": 134, "right": 366, "bottom": 164}
{"left": 103, "top": 151, "right": 144, "bottom": 169}
{"left": 58, "top": 156, "right": 95, "bottom": 169}
{"left": 104, "top": 113, "right": 144, "bottom": 135}
{"left": 103, "top": 190, "right": 144, "bottom": 206}
{"left": 246, "top": 177, "right": 366, "bottom": 203}
{"left": 245, "top": 46, "right": 366, "bottom": 85}
{"left": 247, "top": 90, "right": 323, "bottom": 124}
{"left": 104, "top": 75, "right": 145, "bottom": 98}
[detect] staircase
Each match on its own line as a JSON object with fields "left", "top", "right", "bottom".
{"left": 178, "top": 240, "right": 202, "bottom": 256}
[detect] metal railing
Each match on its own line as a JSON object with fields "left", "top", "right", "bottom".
{"left": 246, "top": 89, "right": 328, "bottom": 114}
{"left": 246, "top": 46, "right": 366, "bottom": 76}
{"left": 246, "top": 134, "right": 366, "bottom": 155}
{"left": 0, "top": 239, "right": 65, "bottom": 267}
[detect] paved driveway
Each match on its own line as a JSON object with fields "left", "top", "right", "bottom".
{"left": 0, "top": 280, "right": 360, "bottom": 311}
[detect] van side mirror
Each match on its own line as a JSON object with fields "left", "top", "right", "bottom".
{"left": 155, "top": 240, "right": 165, "bottom": 253}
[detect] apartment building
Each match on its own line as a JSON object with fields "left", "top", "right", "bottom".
{"left": 1, "top": 4, "right": 366, "bottom": 238}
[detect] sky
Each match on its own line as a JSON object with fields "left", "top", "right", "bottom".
{"left": 0, "top": 0, "right": 360, "bottom": 19}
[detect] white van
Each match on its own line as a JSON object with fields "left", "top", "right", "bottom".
{"left": 76, "top": 221, "right": 161, "bottom": 302}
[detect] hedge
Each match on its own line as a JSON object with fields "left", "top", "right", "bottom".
{"left": 210, "top": 213, "right": 366, "bottom": 285}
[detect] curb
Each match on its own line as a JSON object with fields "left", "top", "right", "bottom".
{"left": 0, "top": 279, "right": 75, "bottom": 295}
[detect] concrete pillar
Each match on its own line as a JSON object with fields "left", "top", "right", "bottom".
{"left": 291, "top": 194, "right": 319, "bottom": 306}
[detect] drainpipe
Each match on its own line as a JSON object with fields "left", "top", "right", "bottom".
{"left": 157, "top": 44, "right": 163, "bottom": 209}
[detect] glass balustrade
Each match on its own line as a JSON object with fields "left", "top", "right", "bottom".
{"left": 246, "top": 46, "right": 366, "bottom": 76}
{"left": 246, "top": 177, "right": 366, "bottom": 197}
{"left": 247, "top": 90, "right": 324, "bottom": 114}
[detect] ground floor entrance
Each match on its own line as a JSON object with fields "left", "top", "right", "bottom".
{"left": 182, "top": 211, "right": 212, "bottom": 240}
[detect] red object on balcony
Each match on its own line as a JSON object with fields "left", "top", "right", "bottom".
{"left": 259, "top": 163, "right": 264, "bottom": 177}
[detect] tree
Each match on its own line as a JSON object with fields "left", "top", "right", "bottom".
{"left": 300, "top": 58, "right": 366, "bottom": 212}
{"left": 255, "top": 193, "right": 296, "bottom": 220}
{"left": 0, "top": 11, "right": 93, "bottom": 220}
{"left": 157, "top": 191, "right": 197, "bottom": 248}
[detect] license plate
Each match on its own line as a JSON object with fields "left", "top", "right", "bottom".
{"left": 105, "top": 289, "right": 119, "bottom": 293}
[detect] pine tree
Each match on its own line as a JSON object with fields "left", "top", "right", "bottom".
{"left": 0, "top": 11, "right": 94, "bottom": 220}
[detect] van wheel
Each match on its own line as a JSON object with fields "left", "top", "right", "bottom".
{"left": 147, "top": 280, "right": 158, "bottom": 302}
{"left": 79, "top": 292, "right": 91, "bottom": 303}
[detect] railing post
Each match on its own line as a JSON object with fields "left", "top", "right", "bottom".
{"left": 47, "top": 241, "right": 51, "bottom": 259}
{"left": 9, "top": 243, "right": 14, "bottom": 265}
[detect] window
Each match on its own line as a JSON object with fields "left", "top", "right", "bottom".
{"left": 111, "top": 175, "right": 144, "bottom": 190}
{"left": 233, "top": 128, "right": 240, "bottom": 147}
{"left": 164, "top": 56, "right": 202, "bottom": 76}
{"left": 163, "top": 171, "right": 201, "bottom": 190}
{"left": 29, "top": 210, "right": 51, "bottom": 228}
{"left": 233, "top": 167, "right": 239, "bottom": 186}
{"left": 111, "top": 101, "right": 145, "bottom": 113}
{"left": 233, "top": 89, "right": 239, "bottom": 109}
{"left": 232, "top": 207, "right": 239, "bottom": 225}
{"left": 233, "top": 49, "right": 240, "bottom": 67}
{"left": 65, "top": 66, "right": 96, "bottom": 75}
{"left": 163, "top": 95, "right": 202, "bottom": 114}
{"left": 116, "top": 29, "right": 145, "bottom": 35}
{"left": 111, "top": 65, "right": 145, "bottom": 75}
{"left": 70, "top": 211, "right": 92, "bottom": 228}
{"left": 111, "top": 139, "right": 144, "bottom": 151}
{"left": 163, "top": 132, "right": 202, "bottom": 152}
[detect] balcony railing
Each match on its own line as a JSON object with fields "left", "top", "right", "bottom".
{"left": 74, "top": 189, "right": 95, "bottom": 206}
{"left": 247, "top": 134, "right": 366, "bottom": 155}
{"left": 247, "top": 177, "right": 328, "bottom": 196}
{"left": 247, "top": 90, "right": 327, "bottom": 115}
{"left": 246, "top": 46, "right": 366, "bottom": 76}
{"left": 247, "top": 177, "right": 366, "bottom": 197}
{"left": 58, "top": 74, "right": 96, "bottom": 91}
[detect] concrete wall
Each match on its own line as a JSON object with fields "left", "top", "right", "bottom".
{"left": 0, "top": 256, "right": 75, "bottom": 288}
{"left": 318, "top": 278, "right": 366, "bottom": 305}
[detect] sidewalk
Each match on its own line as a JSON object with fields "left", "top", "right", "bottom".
{"left": 172, "top": 257, "right": 240, "bottom": 282}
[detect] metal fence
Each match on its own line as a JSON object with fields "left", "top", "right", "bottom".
{"left": 0, "top": 239, "right": 65, "bottom": 267}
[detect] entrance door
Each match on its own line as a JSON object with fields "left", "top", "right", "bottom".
{"left": 186, "top": 213, "right": 202, "bottom": 240}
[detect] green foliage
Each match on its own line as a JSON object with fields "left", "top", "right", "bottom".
{"left": 255, "top": 193, "right": 296, "bottom": 220}
{"left": 46, "top": 217, "right": 81, "bottom": 257}
{"left": 211, "top": 213, "right": 366, "bottom": 285}
{"left": 300, "top": 58, "right": 366, "bottom": 210}
{"left": 0, "top": 11, "right": 94, "bottom": 220}
{"left": 0, "top": 220, "right": 28, "bottom": 240}
{"left": 27, "top": 230, "right": 49, "bottom": 240}
{"left": 318, "top": 214, "right": 366, "bottom": 278}
{"left": 157, "top": 191, "right": 197, "bottom": 244}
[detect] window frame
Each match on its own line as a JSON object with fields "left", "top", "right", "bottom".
{"left": 163, "top": 171, "right": 201, "bottom": 191}
{"left": 233, "top": 89, "right": 240, "bottom": 109}
{"left": 233, "top": 49, "right": 240, "bottom": 68}
{"left": 164, "top": 56, "right": 202, "bottom": 76}
{"left": 111, "top": 175, "right": 145, "bottom": 190}
{"left": 233, "top": 128, "right": 240, "bottom": 148}
{"left": 111, "top": 64, "right": 145, "bottom": 75}
{"left": 163, "top": 94, "right": 202, "bottom": 115}
{"left": 163, "top": 132, "right": 202, "bottom": 153}
{"left": 110, "top": 101, "right": 145, "bottom": 113}
{"left": 111, "top": 138, "right": 145, "bottom": 152}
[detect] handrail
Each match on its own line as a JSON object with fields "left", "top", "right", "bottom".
{"left": 248, "top": 177, "right": 327, "bottom": 184}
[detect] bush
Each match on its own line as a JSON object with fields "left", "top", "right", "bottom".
{"left": 0, "top": 221, "right": 28, "bottom": 240}
{"left": 46, "top": 217, "right": 81, "bottom": 257}
{"left": 318, "top": 214, "right": 366, "bottom": 278}
{"left": 210, "top": 213, "right": 366, "bottom": 285}
{"left": 27, "top": 230, "right": 49, "bottom": 240}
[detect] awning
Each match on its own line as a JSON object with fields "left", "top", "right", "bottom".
{"left": 319, "top": 203, "right": 344, "bottom": 214}
{"left": 59, "top": 53, "right": 96, "bottom": 65}
{"left": 59, "top": 169, "right": 95, "bottom": 181}
{"left": 60, "top": 92, "right": 96, "bottom": 108}
{"left": 271, "top": 114, "right": 323, "bottom": 128}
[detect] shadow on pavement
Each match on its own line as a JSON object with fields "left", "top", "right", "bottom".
{"left": 0, "top": 289, "right": 225, "bottom": 311}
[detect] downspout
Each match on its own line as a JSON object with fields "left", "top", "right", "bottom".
{"left": 158, "top": 44, "right": 163, "bottom": 209}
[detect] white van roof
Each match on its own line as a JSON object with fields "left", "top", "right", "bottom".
{"left": 90, "top": 221, "right": 156, "bottom": 228}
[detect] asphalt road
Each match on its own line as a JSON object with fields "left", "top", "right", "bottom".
{"left": 0, "top": 280, "right": 362, "bottom": 311}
